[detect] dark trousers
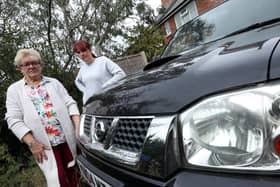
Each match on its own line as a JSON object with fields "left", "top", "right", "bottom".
{"left": 52, "top": 143, "right": 80, "bottom": 187}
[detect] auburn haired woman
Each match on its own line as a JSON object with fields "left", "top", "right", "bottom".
{"left": 73, "top": 40, "right": 126, "bottom": 104}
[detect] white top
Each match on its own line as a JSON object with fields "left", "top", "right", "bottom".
{"left": 75, "top": 56, "right": 126, "bottom": 104}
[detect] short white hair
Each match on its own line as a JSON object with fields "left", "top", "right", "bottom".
{"left": 14, "top": 48, "right": 43, "bottom": 67}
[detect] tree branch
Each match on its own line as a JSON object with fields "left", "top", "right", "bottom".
{"left": 47, "top": 0, "right": 55, "bottom": 63}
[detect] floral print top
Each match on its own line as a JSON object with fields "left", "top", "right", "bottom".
{"left": 25, "top": 79, "right": 66, "bottom": 146}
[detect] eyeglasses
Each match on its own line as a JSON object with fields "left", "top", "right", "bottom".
{"left": 19, "top": 61, "right": 41, "bottom": 68}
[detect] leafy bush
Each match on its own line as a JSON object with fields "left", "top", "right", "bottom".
{"left": 0, "top": 144, "right": 46, "bottom": 187}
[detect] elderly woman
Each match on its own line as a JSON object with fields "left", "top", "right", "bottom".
{"left": 73, "top": 40, "right": 126, "bottom": 104}
{"left": 5, "top": 49, "right": 80, "bottom": 187}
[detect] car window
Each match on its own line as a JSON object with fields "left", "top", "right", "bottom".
{"left": 162, "top": 0, "right": 280, "bottom": 57}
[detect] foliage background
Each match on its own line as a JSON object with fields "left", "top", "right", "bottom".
{"left": 0, "top": 0, "right": 164, "bottom": 186}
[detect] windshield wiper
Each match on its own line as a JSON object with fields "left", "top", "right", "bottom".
{"left": 223, "top": 18, "right": 280, "bottom": 39}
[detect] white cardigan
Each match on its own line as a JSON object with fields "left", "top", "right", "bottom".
{"left": 5, "top": 76, "right": 80, "bottom": 187}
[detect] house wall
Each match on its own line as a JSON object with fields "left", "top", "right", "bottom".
{"left": 162, "top": 16, "right": 177, "bottom": 44}
{"left": 161, "top": 0, "right": 175, "bottom": 8}
{"left": 195, "top": 0, "right": 224, "bottom": 14}
{"left": 160, "top": 0, "right": 224, "bottom": 44}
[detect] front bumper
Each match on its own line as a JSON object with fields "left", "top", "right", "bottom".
{"left": 77, "top": 151, "right": 280, "bottom": 187}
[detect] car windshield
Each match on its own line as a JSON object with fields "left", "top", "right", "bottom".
{"left": 161, "top": 0, "right": 280, "bottom": 57}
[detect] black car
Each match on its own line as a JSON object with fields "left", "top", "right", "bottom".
{"left": 77, "top": 0, "right": 280, "bottom": 186}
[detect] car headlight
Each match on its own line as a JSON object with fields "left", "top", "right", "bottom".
{"left": 180, "top": 83, "right": 280, "bottom": 171}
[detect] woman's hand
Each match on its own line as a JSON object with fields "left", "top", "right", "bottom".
{"left": 22, "top": 133, "right": 50, "bottom": 163}
{"left": 30, "top": 140, "right": 50, "bottom": 163}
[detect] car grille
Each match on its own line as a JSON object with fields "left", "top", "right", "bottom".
{"left": 112, "top": 118, "right": 152, "bottom": 152}
{"left": 83, "top": 115, "right": 152, "bottom": 153}
{"left": 83, "top": 115, "right": 92, "bottom": 136}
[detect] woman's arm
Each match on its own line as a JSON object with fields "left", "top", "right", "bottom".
{"left": 55, "top": 79, "right": 80, "bottom": 138}
{"left": 71, "top": 114, "right": 80, "bottom": 138}
{"left": 102, "top": 57, "right": 126, "bottom": 89}
{"left": 5, "top": 85, "right": 31, "bottom": 140}
{"left": 55, "top": 79, "right": 80, "bottom": 115}
{"left": 75, "top": 70, "right": 86, "bottom": 92}
{"left": 5, "top": 85, "right": 49, "bottom": 163}
{"left": 22, "top": 132, "right": 50, "bottom": 163}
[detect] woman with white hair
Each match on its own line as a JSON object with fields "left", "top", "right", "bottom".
{"left": 5, "top": 48, "right": 80, "bottom": 187}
